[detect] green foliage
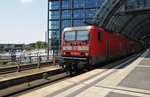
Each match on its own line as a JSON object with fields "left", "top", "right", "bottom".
{"left": 0, "top": 44, "right": 4, "bottom": 51}
{"left": 0, "top": 44, "right": 11, "bottom": 51}
{"left": 43, "top": 73, "right": 48, "bottom": 80}
{"left": 0, "top": 41, "right": 47, "bottom": 51}
{"left": 26, "top": 41, "right": 47, "bottom": 50}
{"left": 35, "top": 41, "right": 42, "bottom": 48}
{"left": 27, "top": 43, "right": 36, "bottom": 50}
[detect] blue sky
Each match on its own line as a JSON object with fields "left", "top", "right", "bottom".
{"left": 0, "top": 0, "right": 47, "bottom": 44}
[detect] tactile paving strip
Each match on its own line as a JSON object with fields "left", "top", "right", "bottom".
{"left": 105, "top": 92, "right": 138, "bottom": 97}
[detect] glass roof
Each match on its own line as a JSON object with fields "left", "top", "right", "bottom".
{"left": 93, "top": 0, "right": 150, "bottom": 40}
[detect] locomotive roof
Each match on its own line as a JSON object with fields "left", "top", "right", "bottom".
{"left": 63, "top": 26, "right": 104, "bottom": 32}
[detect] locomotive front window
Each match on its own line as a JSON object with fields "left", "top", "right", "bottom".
{"left": 77, "top": 30, "right": 89, "bottom": 41}
{"left": 64, "top": 31, "right": 76, "bottom": 41}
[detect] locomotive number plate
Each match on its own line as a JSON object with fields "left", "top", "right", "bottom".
{"left": 73, "top": 46, "right": 78, "bottom": 50}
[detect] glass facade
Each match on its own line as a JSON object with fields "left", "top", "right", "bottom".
{"left": 93, "top": 0, "right": 150, "bottom": 42}
{"left": 126, "top": 0, "right": 150, "bottom": 10}
{"left": 62, "top": 10, "right": 72, "bottom": 19}
{"left": 48, "top": 0, "right": 105, "bottom": 51}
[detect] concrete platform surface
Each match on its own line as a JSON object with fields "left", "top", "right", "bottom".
{"left": 18, "top": 50, "right": 150, "bottom": 97}
{"left": 0, "top": 65, "right": 60, "bottom": 82}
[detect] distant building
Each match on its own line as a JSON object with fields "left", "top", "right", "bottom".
{"left": 11, "top": 44, "right": 26, "bottom": 51}
{"left": 0, "top": 44, "right": 26, "bottom": 52}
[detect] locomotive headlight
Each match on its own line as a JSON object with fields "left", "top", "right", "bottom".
{"left": 85, "top": 53, "right": 88, "bottom": 56}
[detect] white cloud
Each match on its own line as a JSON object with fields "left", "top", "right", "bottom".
{"left": 21, "top": 0, "right": 34, "bottom": 4}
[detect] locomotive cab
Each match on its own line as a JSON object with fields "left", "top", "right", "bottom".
{"left": 60, "top": 26, "right": 94, "bottom": 74}
{"left": 62, "top": 30, "right": 89, "bottom": 58}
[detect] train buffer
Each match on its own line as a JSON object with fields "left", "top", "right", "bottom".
{"left": 19, "top": 50, "right": 150, "bottom": 97}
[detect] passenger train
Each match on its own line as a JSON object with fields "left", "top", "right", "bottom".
{"left": 59, "top": 26, "right": 142, "bottom": 75}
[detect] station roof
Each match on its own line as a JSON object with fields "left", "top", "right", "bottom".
{"left": 93, "top": 0, "right": 150, "bottom": 41}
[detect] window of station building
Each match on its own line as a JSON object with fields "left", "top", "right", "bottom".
{"left": 146, "top": 0, "right": 150, "bottom": 7}
{"left": 73, "top": 20, "right": 85, "bottom": 27}
{"left": 105, "top": 0, "right": 114, "bottom": 9}
{"left": 73, "top": 10, "right": 85, "bottom": 18}
{"left": 50, "top": 30, "right": 60, "bottom": 40}
{"left": 103, "top": 2, "right": 112, "bottom": 17}
{"left": 62, "top": 0, "right": 72, "bottom": 9}
{"left": 73, "top": 0, "right": 85, "bottom": 8}
{"left": 138, "top": 0, "right": 146, "bottom": 8}
{"left": 49, "top": 11, "right": 60, "bottom": 19}
{"left": 62, "top": 10, "right": 72, "bottom": 19}
{"left": 99, "top": 0, "right": 105, "bottom": 6}
{"left": 85, "top": 0, "right": 98, "bottom": 8}
{"left": 49, "top": 0, "right": 60, "bottom": 10}
{"left": 49, "top": 21, "right": 60, "bottom": 29}
{"left": 85, "top": 9, "right": 96, "bottom": 18}
{"left": 126, "top": 0, "right": 139, "bottom": 9}
{"left": 50, "top": 38, "right": 60, "bottom": 50}
{"left": 50, "top": 45, "right": 59, "bottom": 50}
{"left": 85, "top": 19, "right": 93, "bottom": 25}
{"left": 62, "top": 20, "right": 72, "bottom": 28}
{"left": 100, "top": 7, "right": 107, "bottom": 18}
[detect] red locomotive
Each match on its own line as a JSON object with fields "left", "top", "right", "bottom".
{"left": 60, "top": 26, "right": 142, "bottom": 75}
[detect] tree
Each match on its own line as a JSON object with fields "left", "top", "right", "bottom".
{"left": 3, "top": 44, "right": 11, "bottom": 52}
{"left": 35, "top": 41, "right": 47, "bottom": 49}
{"left": 41, "top": 42, "right": 47, "bottom": 48}
{"left": 25, "top": 41, "right": 47, "bottom": 50}
{"left": 0, "top": 44, "right": 4, "bottom": 51}
{"left": 35, "top": 41, "right": 42, "bottom": 49}
{"left": 29, "top": 43, "right": 36, "bottom": 49}
{"left": 26, "top": 43, "right": 35, "bottom": 50}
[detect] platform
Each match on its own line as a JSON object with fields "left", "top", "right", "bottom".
{"left": 0, "top": 65, "right": 60, "bottom": 82}
{"left": 19, "top": 50, "right": 150, "bottom": 97}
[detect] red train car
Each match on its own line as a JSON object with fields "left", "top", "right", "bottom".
{"left": 60, "top": 26, "right": 142, "bottom": 74}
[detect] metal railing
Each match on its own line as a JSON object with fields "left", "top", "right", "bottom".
{"left": 0, "top": 55, "right": 58, "bottom": 68}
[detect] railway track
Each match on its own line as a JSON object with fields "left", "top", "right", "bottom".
{"left": 0, "top": 61, "right": 57, "bottom": 75}
{"left": 0, "top": 51, "right": 144, "bottom": 97}
{"left": 1, "top": 71, "right": 68, "bottom": 97}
